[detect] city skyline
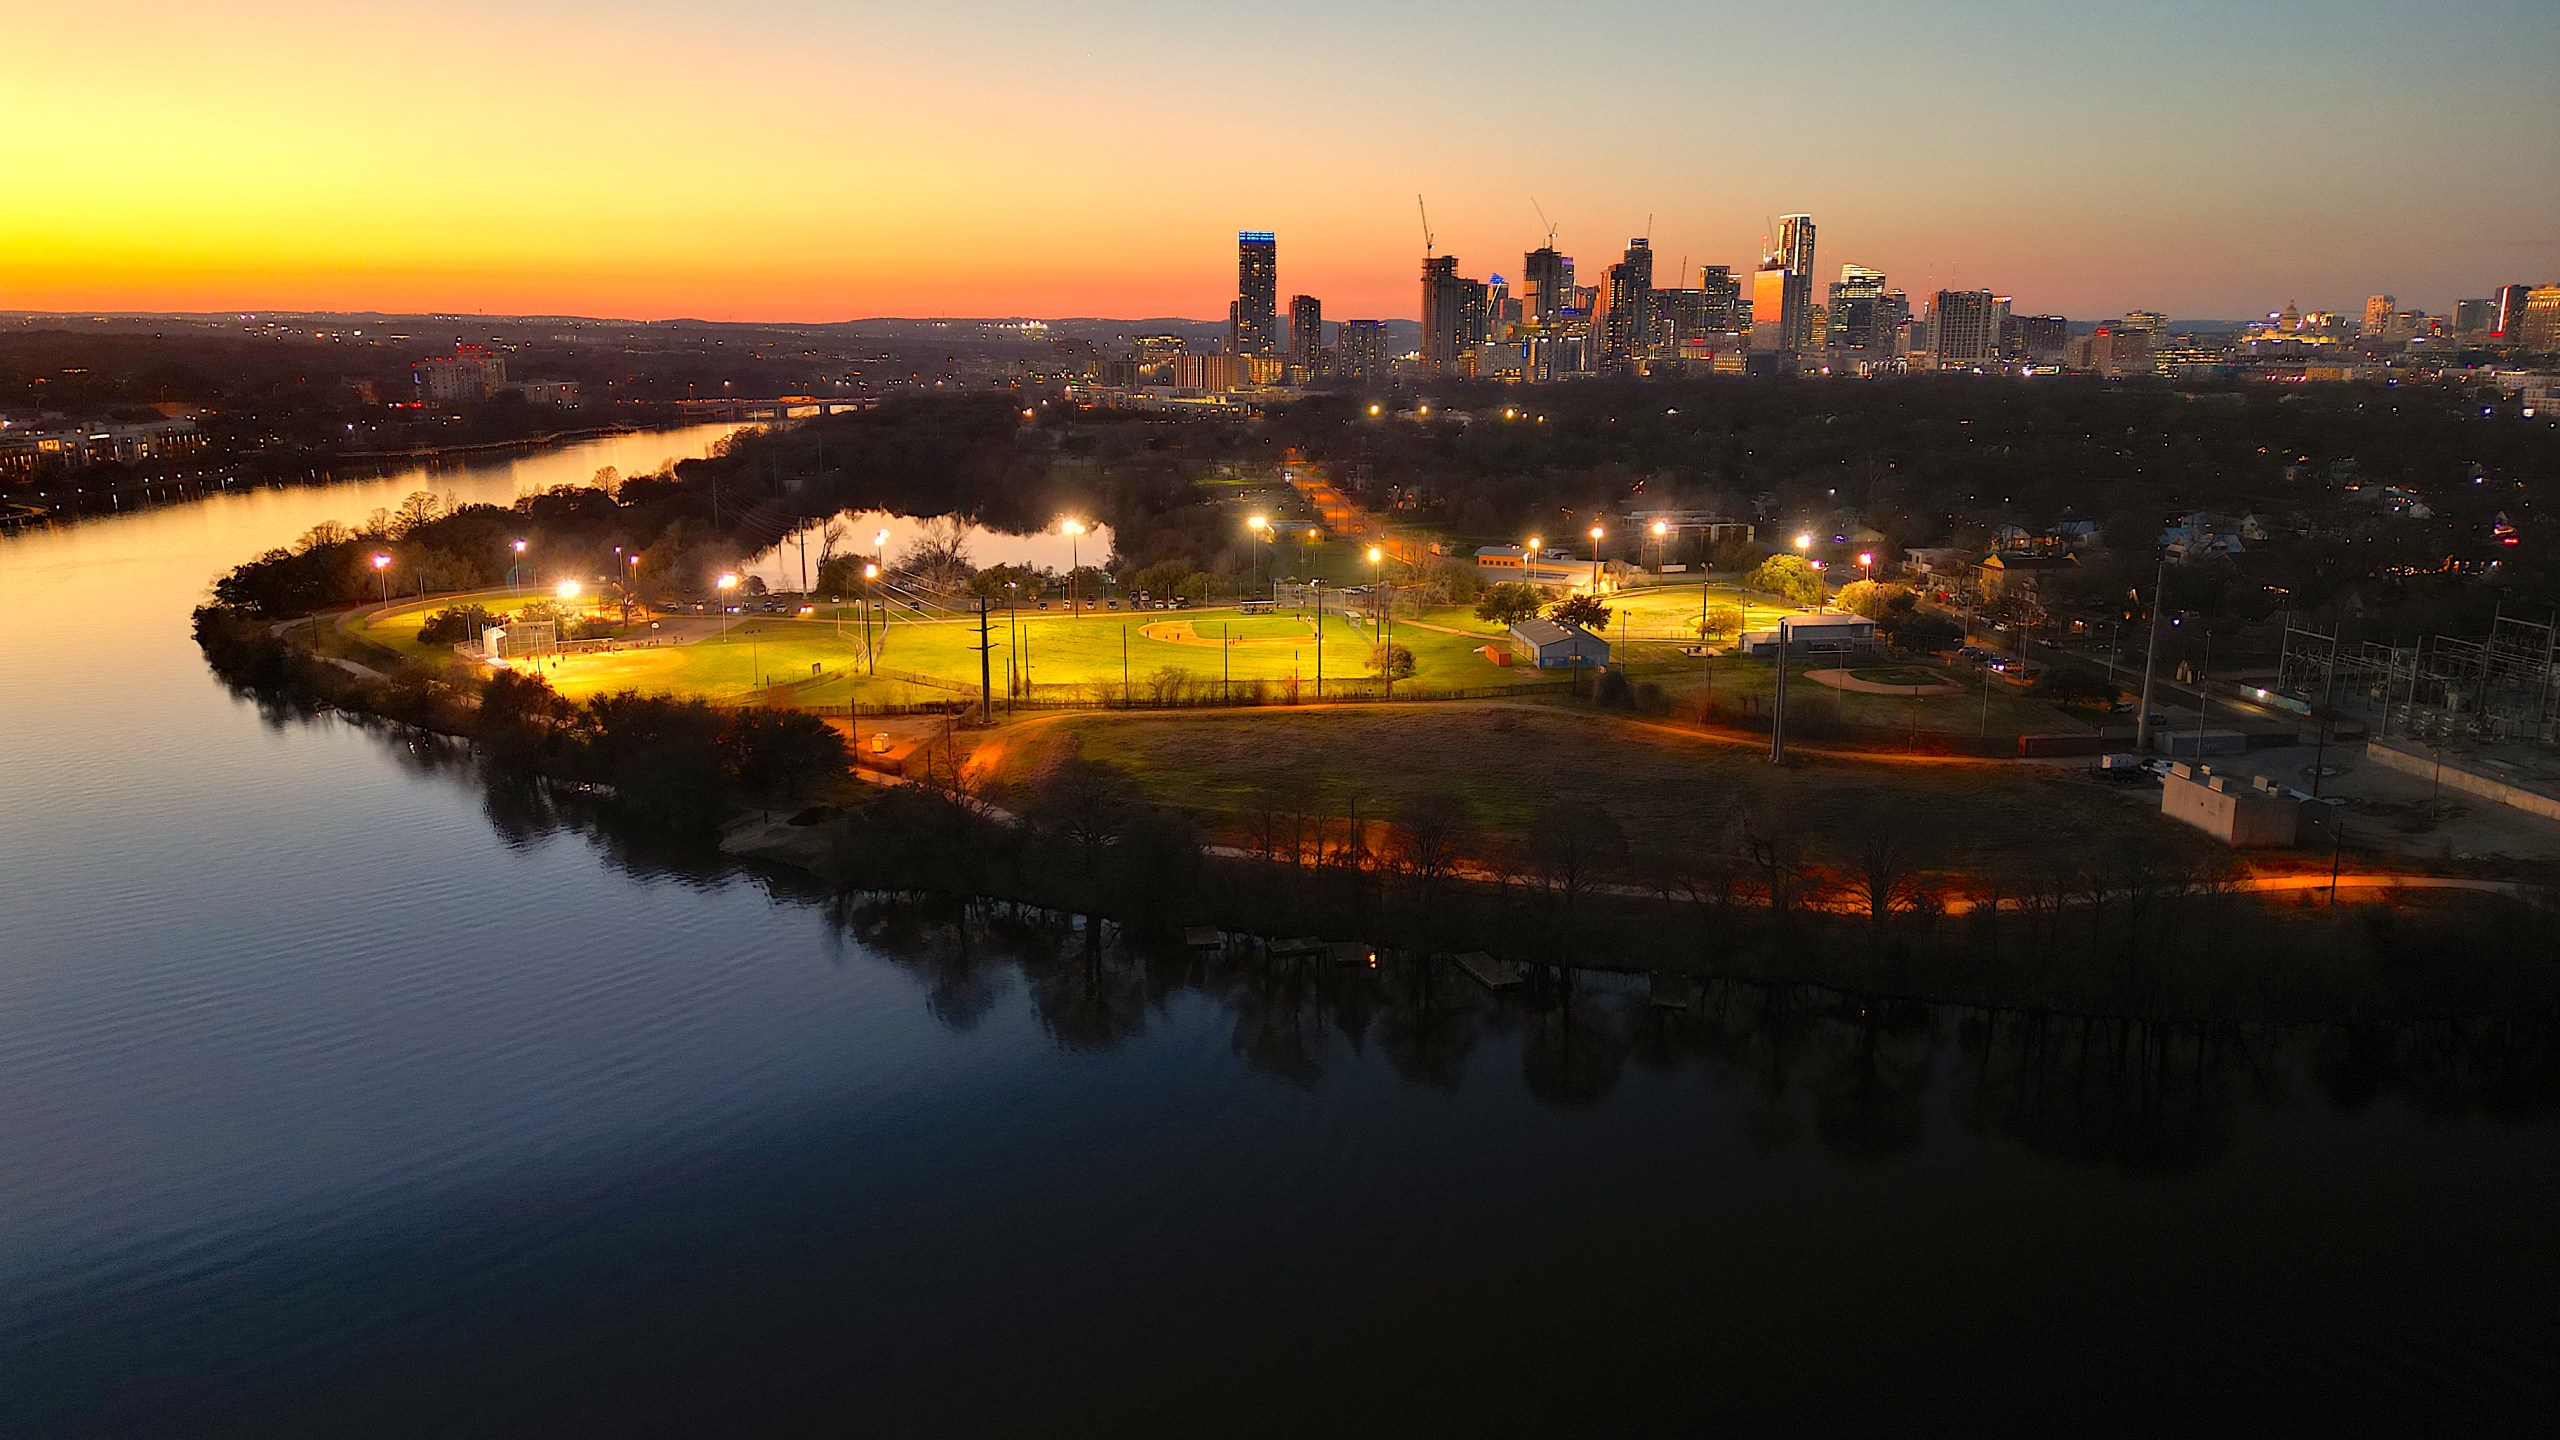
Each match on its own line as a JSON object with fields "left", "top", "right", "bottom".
{"left": 4, "top": 0, "right": 2555, "bottom": 321}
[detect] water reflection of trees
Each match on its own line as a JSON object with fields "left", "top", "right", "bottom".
{"left": 333, "top": 706, "right": 2560, "bottom": 1174}
{"left": 825, "top": 894, "right": 2560, "bottom": 1172}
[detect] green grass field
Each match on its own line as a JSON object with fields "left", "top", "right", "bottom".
{"left": 990, "top": 705, "right": 2187, "bottom": 875}
{"left": 350, "top": 592, "right": 1565, "bottom": 705}
{"left": 343, "top": 581, "right": 2078, "bottom": 738}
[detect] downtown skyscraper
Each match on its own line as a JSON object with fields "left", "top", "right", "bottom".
{"left": 1231, "top": 231, "right": 1278, "bottom": 356}
{"left": 1750, "top": 213, "right": 1816, "bottom": 356}
{"left": 1599, "top": 237, "right": 1655, "bottom": 368}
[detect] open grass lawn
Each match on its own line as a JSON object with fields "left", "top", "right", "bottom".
{"left": 988, "top": 704, "right": 2187, "bottom": 874}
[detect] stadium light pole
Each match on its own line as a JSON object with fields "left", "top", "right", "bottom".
{"left": 1588, "top": 525, "right": 1605, "bottom": 595}
{"left": 510, "top": 538, "right": 526, "bottom": 594}
{"left": 1062, "top": 518, "right": 1087, "bottom": 614}
{"left": 371, "top": 552, "right": 391, "bottom": 607}
{"left": 861, "top": 562, "right": 879, "bottom": 673}
{"left": 716, "top": 572, "right": 738, "bottom": 645}
{"left": 1361, "top": 543, "right": 1382, "bottom": 638}
{"left": 1246, "top": 514, "right": 1269, "bottom": 600}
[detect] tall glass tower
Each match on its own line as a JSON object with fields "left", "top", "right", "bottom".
{"left": 1233, "top": 232, "right": 1279, "bottom": 356}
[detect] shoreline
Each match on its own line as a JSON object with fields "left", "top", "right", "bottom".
{"left": 0, "top": 416, "right": 742, "bottom": 531}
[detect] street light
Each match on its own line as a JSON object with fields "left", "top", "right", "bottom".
{"left": 1588, "top": 525, "right": 1605, "bottom": 593}
{"left": 510, "top": 538, "right": 526, "bottom": 593}
{"left": 1858, "top": 551, "right": 1874, "bottom": 583}
{"left": 716, "top": 572, "right": 738, "bottom": 644}
{"left": 1246, "top": 514, "right": 1269, "bottom": 599}
{"left": 371, "top": 552, "right": 392, "bottom": 607}
{"left": 1795, "top": 533, "right": 1812, "bottom": 552}
{"left": 1650, "top": 518, "right": 1669, "bottom": 574}
{"left": 556, "top": 579, "right": 581, "bottom": 602}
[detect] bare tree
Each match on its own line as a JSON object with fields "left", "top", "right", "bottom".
{"left": 1022, "top": 754, "right": 1139, "bottom": 872}
{"left": 897, "top": 515, "right": 976, "bottom": 594}
{"left": 1740, "top": 811, "right": 1813, "bottom": 920}
{"left": 1528, "top": 801, "right": 1627, "bottom": 912}
{"left": 1394, "top": 791, "right": 1474, "bottom": 900}
{"left": 1844, "top": 824, "right": 1930, "bottom": 927}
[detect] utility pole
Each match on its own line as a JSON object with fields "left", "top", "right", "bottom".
{"left": 2135, "top": 559, "right": 2166, "bottom": 755}
{"left": 1770, "top": 619, "right": 1790, "bottom": 764}
{"left": 977, "top": 596, "right": 993, "bottom": 724}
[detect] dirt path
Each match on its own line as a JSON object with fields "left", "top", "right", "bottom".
{"left": 1808, "top": 666, "right": 1961, "bottom": 697}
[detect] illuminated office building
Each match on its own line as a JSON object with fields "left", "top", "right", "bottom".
{"left": 1288, "top": 294, "right": 1322, "bottom": 378}
{"left": 1929, "top": 290, "right": 2004, "bottom": 366}
{"left": 1600, "top": 238, "right": 1654, "bottom": 367}
{"left": 1232, "top": 231, "right": 1278, "bottom": 356}
{"left": 1334, "top": 320, "right": 1387, "bottom": 382}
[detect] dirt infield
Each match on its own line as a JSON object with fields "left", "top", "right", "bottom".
{"left": 1808, "top": 666, "right": 1962, "bottom": 696}
{"left": 1139, "top": 620, "right": 1313, "bottom": 649}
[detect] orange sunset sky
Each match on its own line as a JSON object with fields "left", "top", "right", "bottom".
{"left": 7, "top": 0, "right": 2555, "bottom": 322}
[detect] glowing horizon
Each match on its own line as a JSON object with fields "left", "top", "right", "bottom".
{"left": 7, "top": 0, "right": 2554, "bottom": 323}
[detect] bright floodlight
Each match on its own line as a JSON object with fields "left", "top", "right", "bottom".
{"left": 862, "top": 563, "right": 878, "bottom": 579}
{"left": 1651, "top": 520, "right": 1668, "bottom": 537}
{"left": 1526, "top": 535, "right": 1541, "bottom": 552}
{"left": 1858, "top": 551, "right": 1874, "bottom": 567}
{"left": 717, "top": 573, "right": 738, "bottom": 591}
{"left": 556, "top": 580, "right": 581, "bottom": 600}
{"left": 371, "top": 553, "right": 391, "bottom": 570}
{"left": 1368, "top": 403, "right": 1381, "bottom": 416}
{"left": 1367, "top": 546, "right": 1383, "bottom": 563}
{"left": 1247, "top": 514, "right": 1268, "bottom": 532}
{"left": 1795, "top": 533, "right": 1812, "bottom": 550}
{"left": 1060, "top": 518, "right": 1087, "bottom": 537}
{"left": 511, "top": 538, "right": 526, "bottom": 554}
{"left": 628, "top": 554, "right": 640, "bottom": 567}
{"left": 1589, "top": 525, "right": 1604, "bottom": 541}
{"left": 1305, "top": 528, "right": 1317, "bottom": 541}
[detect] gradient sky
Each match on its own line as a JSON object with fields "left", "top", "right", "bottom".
{"left": 7, "top": 0, "right": 2555, "bottom": 321}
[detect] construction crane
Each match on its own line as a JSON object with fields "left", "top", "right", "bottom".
{"left": 1532, "top": 198, "right": 1559, "bottom": 249}
{"left": 1416, "top": 194, "right": 1434, "bottom": 257}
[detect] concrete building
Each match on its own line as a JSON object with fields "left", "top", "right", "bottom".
{"left": 1738, "top": 611, "right": 1880, "bottom": 657}
{"left": 506, "top": 379, "right": 582, "bottom": 407}
{"left": 1474, "top": 544, "right": 1630, "bottom": 591}
{"left": 1333, "top": 320, "right": 1387, "bottom": 383}
{"left": 1509, "top": 618, "right": 1611, "bottom": 669}
{"left": 0, "top": 416, "right": 204, "bottom": 478}
{"left": 2517, "top": 285, "right": 2560, "bottom": 353}
{"left": 1928, "top": 290, "right": 2005, "bottom": 366}
{"left": 1288, "top": 294, "right": 1322, "bottom": 379}
{"left": 2159, "top": 764, "right": 2301, "bottom": 847}
{"left": 414, "top": 344, "right": 506, "bottom": 402}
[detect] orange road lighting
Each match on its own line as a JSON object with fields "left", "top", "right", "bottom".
{"left": 371, "top": 553, "right": 391, "bottom": 570}
{"left": 556, "top": 580, "right": 581, "bottom": 600}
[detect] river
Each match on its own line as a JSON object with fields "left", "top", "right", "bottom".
{"left": 1, "top": 425, "right": 2555, "bottom": 1433}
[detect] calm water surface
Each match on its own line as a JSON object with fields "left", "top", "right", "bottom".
{"left": 2, "top": 426, "right": 2556, "bottom": 1434}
